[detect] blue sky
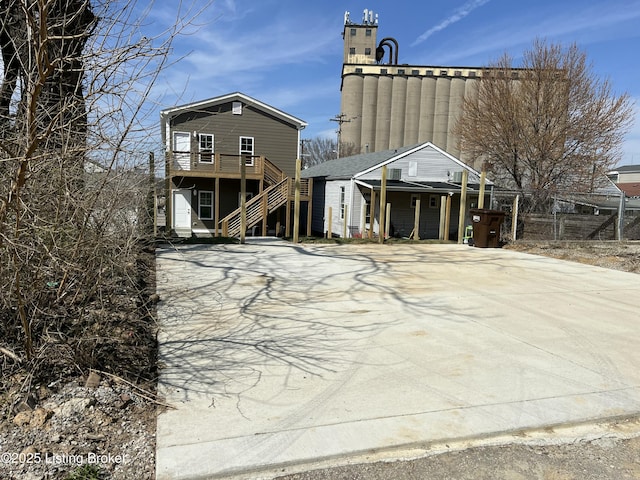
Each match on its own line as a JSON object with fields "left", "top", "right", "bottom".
{"left": 149, "top": 0, "right": 640, "bottom": 166}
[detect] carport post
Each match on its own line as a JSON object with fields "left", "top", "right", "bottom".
{"left": 379, "top": 166, "right": 387, "bottom": 243}
{"left": 385, "top": 203, "right": 391, "bottom": 239}
{"left": 457, "top": 170, "right": 468, "bottom": 244}
{"left": 439, "top": 196, "right": 447, "bottom": 240}
{"left": 512, "top": 195, "right": 520, "bottom": 241}
{"left": 617, "top": 191, "right": 625, "bottom": 241}
{"left": 412, "top": 198, "right": 421, "bottom": 240}
{"left": 444, "top": 194, "right": 452, "bottom": 241}
{"left": 293, "top": 159, "right": 301, "bottom": 243}
{"left": 478, "top": 170, "right": 486, "bottom": 209}
{"left": 327, "top": 207, "right": 332, "bottom": 238}
{"left": 360, "top": 199, "right": 367, "bottom": 237}
{"left": 342, "top": 204, "right": 348, "bottom": 238}
{"left": 240, "top": 158, "right": 246, "bottom": 245}
{"left": 369, "top": 189, "right": 376, "bottom": 239}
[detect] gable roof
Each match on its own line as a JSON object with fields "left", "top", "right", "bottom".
{"left": 612, "top": 164, "right": 640, "bottom": 174}
{"left": 301, "top": 144, "right": 419, "bottom": 179}
{"left": 618, "top": 182, "right": 640, "bottom": 197}
{"left": 160, "top": 92, "right": 308, "bottom": 130}
{"left": 301, "top": 142, "right": 485, "bottom": 182}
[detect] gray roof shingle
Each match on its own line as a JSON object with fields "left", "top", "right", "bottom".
{"left": 301, "top": 144, "right": 420, "bottom": 179}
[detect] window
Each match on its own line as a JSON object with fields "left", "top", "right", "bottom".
{"left": 198, "top": 191, "right": 213, "bottom": 220}
{"left": 232, "top": 101, "right": 242, "bottom": 115}
{"left": 411, "top": 69, "right": 420, "bottom": 75}
{"left": 350, "top": 28, "right": 356, "bottom": 36}
{"left": 380, "top": 68, "right": 387, "bottom": 75}
{"left": 239, "top": 136, "right": 254, "bottom": 165}
{"left": 355, "top": 67, "right": 363, "bottom": 73}
{"left": 365, "top": 28, "right": 372, "bottom": 36}
{"left": 408, "top": 161, "right": 417, "bottom": 177}
{"left": 198, "top": 133, "right": 214, "bottom": 163}
{"left": 349, "top": 47, "right": 356, "bottom": 54}
{"left": 429, "top": 195, "right": 439, "bottom": 209}
{"left": 398, "top": 69, "right": 405, "bottom": 75}
{"left": 411, "top": 194, "right": 420, "bottom": 209}
{"left": 365, "top": 48, "right": 371, "bottom": 55}
{"left": 339, "top": 186, "right": 346, "bottom": 219}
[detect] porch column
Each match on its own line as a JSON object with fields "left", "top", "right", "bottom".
{"left": 214, "top": 177, "right": 220, "bottom": 236}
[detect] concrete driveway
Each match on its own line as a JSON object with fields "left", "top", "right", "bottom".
{"left": 155, "top": 240, "right": 640, "bottom": 480}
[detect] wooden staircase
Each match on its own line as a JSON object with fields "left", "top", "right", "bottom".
{"left": 220, "top": 177, "right": 291, "bottom": 237}
{"left": 219, "top": 159, "right": 310, "bottom": 237}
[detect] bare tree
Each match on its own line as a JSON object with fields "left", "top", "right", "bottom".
{"left": 302, "top": 136, "right": 359, "bottom": 168}
{"left": 456, "top": 39, "right": 634, "bottom": 212}
{"left": 0, "top": 0, "right": 206, "bottom": 374}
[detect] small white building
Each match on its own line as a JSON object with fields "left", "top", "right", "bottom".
{"left": 301, "top": 142, "right": 491, "bottom": 239}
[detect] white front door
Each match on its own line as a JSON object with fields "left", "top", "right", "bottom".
{"left": 173, "top": 132, "right": 191, "bottom": 170}
{"left": 172, "top": 190, "right": 191, "bottom": 230}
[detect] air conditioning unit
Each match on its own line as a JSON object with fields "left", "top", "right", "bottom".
{"left": 451, "top": 171, "right": 463, "bottom": 183}
{"left": 388, "top": 168, "right": 402, "bottom": 181}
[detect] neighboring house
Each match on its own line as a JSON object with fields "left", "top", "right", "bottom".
{"left": 161, "top": 92, "right": 308, "bottom": 237}
{"left": 301, "top": 142, "right": 491, "bottom": 239}
{"left": 608, "top": 164, "right": 640, "bottom": 198}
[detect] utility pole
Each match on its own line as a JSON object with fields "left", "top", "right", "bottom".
{"left": 330, "top": 113, "right": 351, "bottom": 159}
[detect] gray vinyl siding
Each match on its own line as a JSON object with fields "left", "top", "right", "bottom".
{"left": 170, "top": 102, "right": 299, "bottom": 176}
{"left": 325, "top": 180, "right": 351, "bottom": 237}
{"left": 310, "top": 179, "right": 326, "bottom": 234}
{"left": 358, "top": 148, "right": 480, "bottom": 184}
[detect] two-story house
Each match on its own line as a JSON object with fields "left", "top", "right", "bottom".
{"left": 161, "top": 92, "right": 308, "bottom": 237}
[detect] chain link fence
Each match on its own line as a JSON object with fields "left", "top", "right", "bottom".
{"left": 485, "top": 189, "right": 640, "bottom": 242}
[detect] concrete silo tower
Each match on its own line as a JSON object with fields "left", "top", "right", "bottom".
{"left": 339, "top": 10, "right": 481, "bottom": 166}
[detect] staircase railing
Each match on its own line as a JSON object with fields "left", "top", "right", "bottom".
{"left": 220, "top": 178, "right": 290, "bottom": 237}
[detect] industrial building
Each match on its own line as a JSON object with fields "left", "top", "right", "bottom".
{"left": 339, "top": 9, "right": 482, "bottom": 167}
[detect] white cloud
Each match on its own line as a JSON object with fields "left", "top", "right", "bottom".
{"left": 411, "top": 0, "right": 491, "bottom": 47}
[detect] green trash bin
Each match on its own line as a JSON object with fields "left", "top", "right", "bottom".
{"left": 470, "top": 209, "right": 506, "bottom": 248}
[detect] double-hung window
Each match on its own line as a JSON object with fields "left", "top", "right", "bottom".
{"left": 240, "top": 136, "right": 254, "bottom": 166}
{"left": 198, "top": 191, "right": 213, "bottom": 220}
{"left": 199, "top": 133, "right": 214, "bottom": 163}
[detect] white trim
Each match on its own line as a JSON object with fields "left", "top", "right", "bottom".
{"left": 198, "top": 133, "right": 214, "bottom": 163}
{"left": 198, "top": 190, "right": 214, "bottom": 220}
{"left": 353, "top": 142, "right": 488, "bottom": 184}
{"left": 353, "top": 143, "right": 427, "bottom": 178}
{"left": 160, "top": 92, "right": 308, "bottom": 130}
{"left": 239, "top": 136, "right": 255, "bottom": 165}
